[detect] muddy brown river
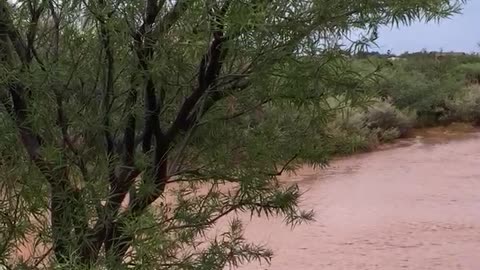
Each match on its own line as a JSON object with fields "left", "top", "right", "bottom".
{"left": 10, "top": 125, "right": 480, "bottom": 269}
{"left": 235, "top": 128, "right": 480, "bottom": 270}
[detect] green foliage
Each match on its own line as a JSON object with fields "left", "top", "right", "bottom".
{"left": 377, "top": 60, "right": 463, "bottom": 113}
{"left": 445, "top": 85, "right": 480, "bottom": 124}
{"left": 348, "top": 52, "right": 480, "bottom": 131}
{"left": 360, "top": 52, "right": 480, "bottom": 126}
{"left": 329, "top": 99, "right": 414, "bottom": 154}
{"left": 362, "top": 100, "right": 414, "bottom": 138}
{"left": 348, "top": 51, "right": 480, "bottom": 131}
{"left": 0, "top": 0, "right": 467, "bottom": 269}
{"left": 457, "top": 63, "right": 480, "bottom": 84}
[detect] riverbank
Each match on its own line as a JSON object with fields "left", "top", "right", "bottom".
{"left": 358, "top": 122, "right": 479, "bottom": 153}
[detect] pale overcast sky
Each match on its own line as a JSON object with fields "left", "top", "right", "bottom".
{"left": 374, "top": 0, "right": 479, "bottom": 54}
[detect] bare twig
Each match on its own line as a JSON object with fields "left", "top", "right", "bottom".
{"left": 268, "top": 154, "right": 299, "bottom": 176}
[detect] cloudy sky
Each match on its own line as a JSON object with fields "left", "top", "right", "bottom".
{"left": 374, "top": 0, "right": 479, "bottom": 54}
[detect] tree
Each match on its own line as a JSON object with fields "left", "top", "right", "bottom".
{"left": 0, "top": 0, "right": 465, "bottom": 268}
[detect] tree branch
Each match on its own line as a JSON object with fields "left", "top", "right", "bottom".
{"left": 96, "top": 3, "right": 234, "bottom": 262}
{"left": 0, "top": 0, "right": 28, "bottom": 64}
{"left": 25, "top": 0, "right": 46, "bottom": 64}
{"left": 130, "top": 0, "right": 233, "bottom": 209}
{"left": 166, "top": 32, "right": 228, "bottom": 141}
{"left": 80, "top": 0, "right": 175, "bottom": 263}
{"left": 269, "top": 154, "right": 298, "bottom": 176}
{"left": 153, "top": 0, "right": 191, "bottom": 37}
{"left": 77, "top": 0, "right": 130, "bottom": 263}
{"left": 130, "top": 0, "right": 234, "bottom": 211}
{"left": 98, "top": 5, "right": 115, "bottom": 168}
{"left": 163, "top": 205, "right": 239, "bottom": 232}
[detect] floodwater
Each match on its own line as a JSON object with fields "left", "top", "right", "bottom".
{"left": 10, "top": 124, "right": 480, "bottom": 269}
{"left": 237, "top": 126, "right": 480, "bottom": 270}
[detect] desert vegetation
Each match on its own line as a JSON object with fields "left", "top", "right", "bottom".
{"left": 0, "top": 0, "right": 475, "bottom": 269}
{"left": 329, "top": 51, "right": 480, "bottom": 154}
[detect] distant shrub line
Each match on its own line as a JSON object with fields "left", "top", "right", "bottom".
{"left": 328, "top": 53, "right": 480, "bottom": 155}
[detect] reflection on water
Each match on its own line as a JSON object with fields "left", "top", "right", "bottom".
{"left": 237, "top": 125, "right": 480, "bottom": 270}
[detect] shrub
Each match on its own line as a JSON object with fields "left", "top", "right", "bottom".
{"left": 329, "top": 100, "right": 414, "bottom": 155}
{"left": 362, "top": 100, "right": 414, "bottom": 138}
{"left": 379, "top": 67, "right": 462, "bottom": 109}
{"left": 456, "top": 63, "right": 480, "bottom": 85}
{"left": 374, "top": 56, "right": 465, "bottom": 126}
{"left": 327, "top": 124, "right": 375, "bottom": 155}
{"left": 377, "top": 128, "right": 401, "bottom": 143}
{"left": 445, "top": 85, "right": 480, "bottom": 124}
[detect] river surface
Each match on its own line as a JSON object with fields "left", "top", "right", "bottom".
{"left": 10, "top": 125, "right": 480, "bottom": 269}
{"left": 235, "top": 127, "right": 480, "bottom": 270}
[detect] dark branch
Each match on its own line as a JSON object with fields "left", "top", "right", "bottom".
{"left": 0, "top": 0, "right": 28, "bottom": 64}
{"left": 153, "top": 0, "right": 191, "bottom": 36}
{"left": 7, "top": 83, "right": 42, "bottom": 160}
{"left": 97, "top": 0, "right": 116, "bottom": 184}
{"left": 166, "top": 35, "right": 227, "bottom": 141}
{"left": 166, "top": 0, "right": 234, "bottom": 140}
{"left": 269, "top": 154, "right": 299, "bottom": 176}
{"left": 78, "top": 0, "right": 127, "bottom": 263}
{"left": 26, "top": 0, "right": 45, "bottom": 64}
{"left": 162, "top": 205, "right": 239, "bottom": 232}
{"left": 122, "top": 76, "right": 138, "bottom": 166}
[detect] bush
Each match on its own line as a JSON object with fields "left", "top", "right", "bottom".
{"left": 377, "top": 128, "right": 401, "bottom": 143}
{"left": 336, "top": 54, "right": 480, "bottom": 153}
{"left": 445, "top": 85, "right": 480, "bottom": 124}
{"left": 328, "top": 100, "right": 414, "bottom": 155}
{"left": 327, "top": 122, "right": 376, "bottom": 155}
{"left": 378, "top": 67, "right": 462, "bottom": 110}
{"left": 373, "top": 56, "right": 465, "bottom": 126}
{"left": 456, "top": 63, "right": 480, "bottom": 85}
{"left": 363, "top": 100, "right": 414, "bottom": 138}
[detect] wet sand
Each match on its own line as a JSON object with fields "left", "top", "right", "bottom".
{"left": 238, "top": 129, "right": 480, "bottom": 270}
